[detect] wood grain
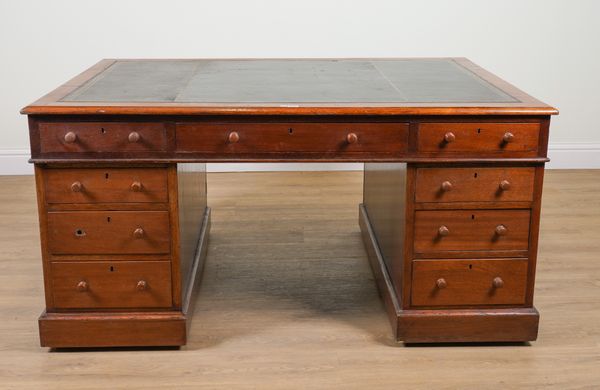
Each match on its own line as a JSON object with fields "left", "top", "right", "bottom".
{"left": 43, "top": 167, "right": 168, "bottom": 204}
{"left": 410, "top": 259, "right": 528, "bottom": 307}
{"left": 50, "top": 261, "right": 172, "bottom": 309}
{"left": 176, "top": 122, "right": 409, "bottom": 155}
{"left": 415, "top": 167, "right": 535, "bottom": 203}
{"left": 417, "top": 122, "right": 540, "bottom": 157}
{"left": 38, "top": 121, "right": 168, "bottom": 153}
{"left": 47, "top": 210, "right": 171, "bottom": 255}
{"left": 413, "top": 209, "right": 531, "bottom": 254}
{"left": 0, "top": 171, "right": 598, "bottom": 388}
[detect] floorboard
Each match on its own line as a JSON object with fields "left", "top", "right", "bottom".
{"left": 0, "top": 170, "right": 598, "bottom": 389}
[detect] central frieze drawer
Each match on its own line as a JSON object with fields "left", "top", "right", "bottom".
{"left": 415, "top": 167, "right": 535, "bottom": 203}
{"left": 176, "top": 122, "right": 409, "bottom": 154}
{"left": 47, "top": 211, "right": 171, "bottom": 255}
{"left": 44, "top": 167, "right": 169, "bottom": 204}
{"left": 50, "top": 261, "right": 172, "bottom": 309}
{"left": 414, "top": 209, "right": 530, "bottom": 254}
{"left": 411, "top": 259, "right": 528, "bottom": 307}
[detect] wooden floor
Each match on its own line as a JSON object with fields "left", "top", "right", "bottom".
{"left": 0, "top": 170, "right": 598, "bottom": 389}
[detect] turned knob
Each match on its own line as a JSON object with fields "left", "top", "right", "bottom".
{"left": 444, "top": 132, "right": 456, "bottom": 143}
{"left": 136, "top": 280, "right": 148, "bottom": 291}
{"left": 441, "top": 181, "right": 453, "bottom": 192}
{"left": 133, "top": 227, "right": 144, "bottom": 239}
{"left": 128, "top": 131, "right": 140, "bottom": 143}
{"left": 492, "top": 277, "right": 504, "bottom": 288}
{"left": 76, "top": 281, "right": 88, "bottom": 292}
{"left": 495, "top": 224, "right": 508, "bottom": 236}
{"left": 436, "top": 278, "right": 447, "bottom": 289}
{"left": 64, "top": 131, "right": 77, "bottom": 143}
{"left": 502, "top": 132, "right": 514, "bottom": 143}
{"left": 71, "top": 181, "right": 83, "bottom": 192}
{"left": 346, "top": 133, "right": 358, "bottom": 144}
{"left": 228, "top": 131, "right": 240, "bottom": 143}
{"left": 130, "top": 181, "right": 143, "bottom": 192}
{"left": 499, "top": 180, "right": 511, "bottom": 191}
{"left": 438, "top": 225, "right": 450, "bottom": 237}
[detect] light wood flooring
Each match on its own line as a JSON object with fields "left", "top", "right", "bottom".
{"left": 0, "top": 170, "right": 598, "bottom": 389}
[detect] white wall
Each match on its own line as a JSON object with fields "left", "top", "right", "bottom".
{"left": 1, "top": 0, "right": 598, "bottom": 174}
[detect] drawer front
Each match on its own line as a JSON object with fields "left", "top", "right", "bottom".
{"left": 176, "top": 122, "right": 409, "bottom": 154}
{"left": 39, "top": 122, "right": 168, "bottom": 153}
{"left": 414, "top": 210, "right": 530, "bottom": 253}
{"left": 51, "top": 261, "right": 172, "bottom": 309}
{"left": 47, "top": 211, "right": 170, "bottom": 255}
{"left": 44, "top": 168, "right": 169, "bottom": 204}
{"left": 411, "top": 259, "right": 528, "bottom": 307}
{"left": 415, "top": 167, "right": 535, "bottom": 203}
{"left": 417, "top": 123, "right": 539, "bottom": 156}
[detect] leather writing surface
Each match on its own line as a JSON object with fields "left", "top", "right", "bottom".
{"left": 62, "top": 59, "right": 518, "bottom": 104}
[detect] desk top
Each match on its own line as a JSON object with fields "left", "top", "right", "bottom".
{"left": 22, "top": 58, "right": 557, "bottom": 116}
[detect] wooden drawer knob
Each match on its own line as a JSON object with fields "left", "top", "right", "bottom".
{"left": 64, "top": 132, "right": 77, "bottom": 143}
{"left": 70, "top": 181, "right": 83, "bottom": 192}
{"left": 346, "top": 133, "right": 358, "bottom": 144}
{"left": 136, "top": 280, "right": 148, "bottom": 291}
{"left": 128, "top": 131, "right": 141, "bottom": 143}
{"left": 133, "top": 227, "right": 145, "bottom": 239}
{"left": 76, "top": 280, "right": 88, "bottom": 292}
{"left": 436, "top": 278, "right": 447, "bottom": 289}
{"left": 499, "top": 180, "right": 511, "bottom": 191}
{"left": 492, "top": 277, "right": 504, "bottom": 288}
{"left": 502, "top": 132, "right": 514, "bottom": 143}
{"left": 444, "top": 132, "right": 456, "bottom": 143}
{"left": 441, "top": 181, "right": 453, "bottom": 191}
{"left": 130, "top": 181, "right": 143, "bottom": 192}
{"left": 228, "top": 131, "right": 240, "bottom": 143}
{"left": 495, "top": 224, "right": 508, "bottom": 236}
{"left": 438, "top": 225, "right": 450, "bottom": 237}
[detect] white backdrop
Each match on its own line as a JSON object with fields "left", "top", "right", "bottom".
{"left": 1, "top": 0, "right": 599, "bottom": 173}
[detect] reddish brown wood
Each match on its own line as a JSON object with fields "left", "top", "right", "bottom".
{"left": 411, "top": 259, "right": 528, "bottom": 307}
{"left": 38, "top": 122, "right": 168, "bottom": 153}
{"left": 44, "top": 167, "right": 168, "bottom": 204}
{"left": 415, "top": 167, "right": 535, "bottom": 203}
{"left": 50, "top": 261, "right": 172, "bottom": 309}
{"left": 176, "top": 122, "right": 409, "bottom": 156}
{"left": 346, "top": 132, "right": 358, "bottom": 144}
{"left": 396, "top": 307, "right": 539, "bottom": 343}
{"left": 417, "top": 122, "right": 540, "bottom": 157}
{"left": 25, "top": 58, "right": 554, "bottom": 347}
{"left": 47, "top": 210, "right": 171, "bottom": 255}
{"left": 38, "top": 311, "right": 187, "bottom": 348}
{"left": 413, "top": 209, "right": 531, "bottom": 254}
{"left": 359, "top": 205, "right": 539, "bottom": 342}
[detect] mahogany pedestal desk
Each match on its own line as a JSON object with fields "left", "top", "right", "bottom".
{"left": 21, "top": 58, "right": 558, "bottom": 347}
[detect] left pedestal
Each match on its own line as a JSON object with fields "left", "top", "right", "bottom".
{"left": 34, "top": 163, "right": 210, "bottom": 348}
